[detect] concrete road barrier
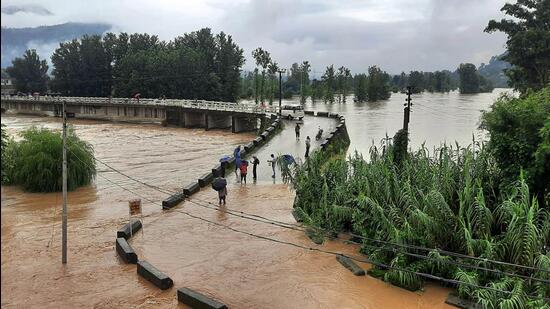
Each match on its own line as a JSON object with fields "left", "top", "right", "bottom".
{"left": 198, "top": 172, "right": 214, "bottom": 187}
{"left": 137, "top": 261, "right": 174, "bottom": 290}
{"left": 244, "top": 142, "right": 255, "bottom": 152}
{"left": 317, "top": 111, "right": 329, "bottom": 117}
{"left": 253, "top": 137, "right": 263, "bottom": 145}
{"left": 260, "top": 131, "right": 269, "bottom": 140}
{"left": 183, "top": 182, "right": 200, "bottom": 197}
{"left": 177, "top": 287, "right": 227, "bottom": 309}
{"left": 304, "top": 110, "right": 314, "bottom": 115}
{"left": 329, "top": 113, "right": 339, "bottom": 118}
{"left": 162, "top": 192, "right": 185, "bottom": 209}
{"left": 116, "top": 237, "right": 138, "bottom": 264}
{"left": 445, "top": 293, "right": 483, "bottom": 309}
{"left": 211, "top": 164, "right": 222, "bottom": 177}
{"left": 117, "top": 219, "right": 142, "bottom": 240}
{"left": 336, "top": 255, "right": 365, "bottom": 276}
{"left": 266, "top": 126, "right": 274, "bottom": 133}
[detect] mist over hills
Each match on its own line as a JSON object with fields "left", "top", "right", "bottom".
{"left": 1, "top": 22, "right": 111, "bottom": 67}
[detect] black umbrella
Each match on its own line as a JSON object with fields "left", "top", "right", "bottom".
{"left": 212, "top": 177, "right": 227, "bottom": 191}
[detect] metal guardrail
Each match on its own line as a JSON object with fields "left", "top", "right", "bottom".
{"left": 1, "top": 95, "right": 278, "bottom": 115}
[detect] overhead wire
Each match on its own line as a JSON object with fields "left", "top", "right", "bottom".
{"left": 62, "top": 124, "right": 550, "bottom": 292}
{"left": 170, "top": 207, "right": 550, "bottom": 302}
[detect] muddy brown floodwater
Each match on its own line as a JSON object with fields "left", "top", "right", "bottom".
{"left": 1, "top": 115, "right": 453, "bottom": 308}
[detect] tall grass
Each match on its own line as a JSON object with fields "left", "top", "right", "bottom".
{"left": 3, "top": 126, "right": 96, "bottom": 192}
{"left": 290, "top": 141, "right": 549, "bottom": 308}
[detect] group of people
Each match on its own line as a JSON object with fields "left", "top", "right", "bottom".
{"left": 216, "top": 123, "right": 323, "bottom": 205}
{"left": 216, "top": 146, "right": 278, "bottom": 205}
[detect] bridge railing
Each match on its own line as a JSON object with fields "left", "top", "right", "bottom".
{"left": 1, "top": 95, "right": 279, "bottom": 114}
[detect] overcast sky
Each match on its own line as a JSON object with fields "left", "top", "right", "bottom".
{"left": 1, "top": 0, "right": 509, "bottom": 74}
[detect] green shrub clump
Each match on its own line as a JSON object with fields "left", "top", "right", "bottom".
{"left": 2, "top": 127, "right": 96, "bottom": 192}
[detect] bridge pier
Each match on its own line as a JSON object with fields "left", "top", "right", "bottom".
{"left": 206, "top": 113, "right": 232, "bottom": 130}
{"left": 232, "top": 115, "right": 258, "bottom": 133}
{"left": 183, "top": 111, "right": 207, "bottom": 128}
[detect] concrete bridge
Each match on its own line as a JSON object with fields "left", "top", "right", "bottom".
{"left": 1, "top": 95, "right": 278, "bottom": 133}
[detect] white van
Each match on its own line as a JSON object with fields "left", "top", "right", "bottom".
{"left": 280, "top": 105, "right": 305, "bottom": 120}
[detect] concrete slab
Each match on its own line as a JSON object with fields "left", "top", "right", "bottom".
{"left": 117, "top": 219, "right": 142, "bottom": 240}
{"left": 116, "top": 237, "right": 138, "bottom": 264}
{"left": 137, "top": 261, "right": 173, "bottom": 290}
{"left": 198, "top": 172, "right": 214, "bottom": 187}
{"left": 183, "top": 182, "right": 200, "bottom": 197}
{"left": 177, "top": 287, "right": 227, "bottom": 309}
{"left": 162, "top": 192, "right": 185, "bottom": 209}
{"left": 336, "top": 255, "right": 365, "bottom": 276}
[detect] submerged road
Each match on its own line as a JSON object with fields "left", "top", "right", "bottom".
{"left": 0, "top": 113, "right": 452, "bottom": 308}
{"left": 226, "top": 115, "right": 337, "bottom": 184}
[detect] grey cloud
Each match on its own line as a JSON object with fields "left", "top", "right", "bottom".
{"left": 0, "top": 0, "right": 508, "bottom": 74}
{"left": 1, "top": 4, "right": 53, "bottom": 16}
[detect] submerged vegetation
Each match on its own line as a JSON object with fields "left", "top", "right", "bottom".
{"left": 290, "top": 87, "right": 550, "bottom": 308}
{"left": 1, "top": 127, "right": 96, "bottom": 192}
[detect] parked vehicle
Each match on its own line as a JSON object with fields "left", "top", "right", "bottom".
{"left": 280, "top": 105, "right": 304, "bottom": 120}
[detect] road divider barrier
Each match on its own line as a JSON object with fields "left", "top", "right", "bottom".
{"left": 117, "top": 219, "right": 142, "bottom": 240}
{"left": 116, "top": 237, "right": 138, "bottom": 264}
{"left": 137, "top": 260, "right": 174, "bottom": 290}
{"left": 177, "top": 287, "right": 228, "bottom": 309}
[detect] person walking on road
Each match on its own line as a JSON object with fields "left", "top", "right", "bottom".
{"left": 295, "top": 123, "right": 301, "bottom": 140}
{"left": 252, "top": 156, "right": 260, "bottom": 180}
{"left": 268, "top": 154, "right": 276, "bottom": 178}
{"left": 218, "top": 186, "right": 227, "bottom": 205}
{"left": 305, "top": 136, "right": 311, "bottom": 158}
{"left": 240, "top": 161, "right": 248, "bottom": 184}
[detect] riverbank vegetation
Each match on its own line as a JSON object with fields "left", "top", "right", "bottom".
{"left": 289, "top": 84, "right": 549, "bottom": 307}
{"left": 1, "top": 127, "right": 96, "bottom": 192}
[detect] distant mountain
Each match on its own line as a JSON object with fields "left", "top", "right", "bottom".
{"left": 478, "top": 54, "right": 511, "bottom": 88}
{"left": 1, "top": 22, "right": 111, "bottom": 67}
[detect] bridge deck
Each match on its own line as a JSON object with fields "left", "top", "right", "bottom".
{"left": 1, "top": 95, "right": 278, "bottom": 115}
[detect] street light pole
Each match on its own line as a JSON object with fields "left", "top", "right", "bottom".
{"left": 62, "top": 100, "right": 68, "bottom": 264}
{"left": 277, "top": 69, "right": 286, "bottom": 116}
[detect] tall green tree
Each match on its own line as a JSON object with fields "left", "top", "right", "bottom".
{"left": 299, "top": 61, "right": 311, "bottom": 104}
{"left": 267, "top": 61, "right": 279, "bottom": 105}
{"left": 408, "top": 71, "right": 424, "bottom": 94}
{"left": 354, "top": 73, "right": 368, "bottom": 102}
{"left": 481, "top": 86, "right": 550, "bottom": 203}
{"left": 252, "top": 47, "right": 272, "bottom": 104}
{"left": 457, "top": 63, "right": 480, "bottom": 94}
{"left": 6, "top": 49, "right": 49, "bottom": 93}
{"left": 366, "top": 66, "right": 391, "bottom": 101}
{"left": 485, "top": 0, "right": 550, "bottom": 93}
{"left": 322, "top": 65, "right": 336, "bottom": 103}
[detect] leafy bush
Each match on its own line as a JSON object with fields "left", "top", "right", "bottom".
{"left": 481, "top": 86, "right": 550, "bottom": 204}
{"left": 4, "top": 127, "right": 96, "bottom": 192}
{"left": 290, "top": 142, "right": 549, "bottom": 307}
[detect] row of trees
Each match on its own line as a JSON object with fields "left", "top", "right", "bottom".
{"left": 6, "top": 28, "right": 245, "bottom": 101}
{"left": 241, "top": 61, "right": 494, "bottom": 103}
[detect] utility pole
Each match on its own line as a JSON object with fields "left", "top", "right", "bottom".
{"left": 277, "top": 69, "right": 286, "bottom": 116}
{"left": 62, "top": 100, "right": 68, "bottom": 264}
{"left": 403, "top": 86, "right": 412, "bottom": 131}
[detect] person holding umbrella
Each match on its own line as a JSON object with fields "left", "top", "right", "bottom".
{"left": 212, "top": 177, "right": 228, "bottom": 205}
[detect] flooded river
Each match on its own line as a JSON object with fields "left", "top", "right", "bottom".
{"left": 1, "top": 90, "right": 495, "bottom": 308}
{"left": 265, "top": 88, "right": 512, "bottom": 154}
